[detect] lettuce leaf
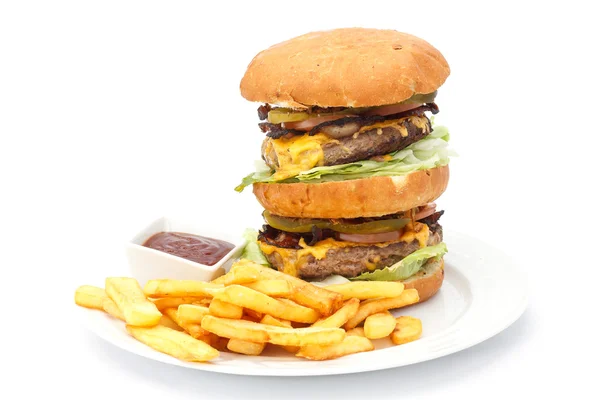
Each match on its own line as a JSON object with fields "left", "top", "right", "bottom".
{"left": 350, "top": 243, "right": 448, "bottom": 281}
{"left": 240, "top": 229, "right": 271, "bottom": 267}
{"left": 235, "top": 125, "right": 454, "bottom": 192}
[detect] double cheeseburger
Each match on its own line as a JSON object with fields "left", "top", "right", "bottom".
{"left": 237, "top": 28, "right": 453, "bottom": 303}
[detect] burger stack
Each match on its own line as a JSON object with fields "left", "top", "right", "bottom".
{"left": 236, "top": 28, "right": 453, "bottom": 304}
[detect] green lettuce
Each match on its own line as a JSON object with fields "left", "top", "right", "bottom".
{"left": 350, "top": 243, "right": 448, "bottom": 281}
{"left": 235, "top": 125, "right": 453, "bottom": 192}
{"left": 240, "top": 229, "right": 271, "bottom": 267}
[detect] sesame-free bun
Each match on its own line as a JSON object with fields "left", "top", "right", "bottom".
{"left": 240, "top": 28, "right": 450, "bottom": 109}
{"left": 402, "top": 257, "right": 445, "bottom": 303}
{"left": 253, "top": 165, "right": 449, "bottom": 219}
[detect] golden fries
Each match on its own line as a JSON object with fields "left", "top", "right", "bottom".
{"left": 143, "top": 280, "right": 223, "bottom": 298}
{"left": 152, "top": 297, "right": 203, "bottom": 311}
{"left": 102, "top": 297, "right": 125, "bottom": 321}
{"left": 213, "top": 285, "right": 319, "bottom": 323}
{"left": 260, "top": 315, "right": 292, "bottom": 328}
{"left": 105, "top": 277, "right": 162, "bottom": 327}
{"left": 201, "top": 315, "right": 345, "bottom": 347}
{"left": 229, "top": 260, "right": 343, "bottom": 316}
{"left": 244, "top": 309, "right": 264, "bottom": 321}
{"left": 296, "top": 335, "right": 374, "bottom": 360}
{"left": 227, "top": 338, "right": 265, "bottom": 356}
{"left": 177, "top": 304, "right": 210, "bottom": 324}
{"left": 259, "top": 315, "right": 297, "bottom": 353}
{"left": 76, "top": 257, "right": 426, "bottom": 363}
{"left": 346, "top": 327, "right": 366, "bottom": 337}
{"left": 344, "top": 289, "right": 420, "bottom": 329}
{"left": 163, "top": 308, "right": 209, "bottom": 340}
{"left": 159, "top": 314, "right": 184, "bottom": 331}
{"left": 209, "top": 298, "right": 244, "bottom": 319}
{"left": 390, "top": 316, "right": 423, "bottom": 345}
{"left": 211, "top": 264, "right": 260, "bottom": 285}
{"left": 126, "top": 325, "right": 219, "bottom": 362}
{"left": 75, "top": 285, "right": 107, "bottom": 310}
{"left": 326, "top": 282, "right": 404, "bottom": 300}
{"left": 243, "top": 279, "right": 292, "bottom": 297}
{"left": 312, "top": 298, "right": 360, "bottom": 329}
{"left": 364, "top": 312, "right": 396, "bottom": 339}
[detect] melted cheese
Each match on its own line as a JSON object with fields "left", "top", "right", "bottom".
{"left": 258, "top": 222, "right": 431, "bottom": 277}
{"left": 400, "top": 221, "right": 430, "bottom": 248}
{"left": 267, "top": 133, "right": 334, "bottom": 181}
{"left": 267, "top": 115, "right": 432, "bottom": 179}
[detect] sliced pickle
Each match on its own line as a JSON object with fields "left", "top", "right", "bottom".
{"left": 266, "top": 91, "right": 437, "bottom": 124}
{"left": 263, "top": 211, "right": 411, "bottom": 234}
{"left": 402, "top": 91, "right": 437, "bottom": 105}
{"left": 267, "top": 109, "right": 313, "bottom": 124}
{"left": 263, "top": 211, "right": 328, "bottom": 233}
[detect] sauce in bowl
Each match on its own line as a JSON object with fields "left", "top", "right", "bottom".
{"left": 142, "top": 232, "right": 235, "bottom": 266}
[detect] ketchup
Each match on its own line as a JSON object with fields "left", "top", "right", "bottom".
{"left": 142, "top": 232, "right": 235, "bottom": 266}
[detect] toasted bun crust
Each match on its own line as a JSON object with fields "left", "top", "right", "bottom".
{"left": 402, "top": 257, "right": 445, "bottom": 303}
{"left": 240, "top": 28, "right": 450, "bottom": 109}
{"left": 253, "top": 165, "right": 449, "bottom": 219}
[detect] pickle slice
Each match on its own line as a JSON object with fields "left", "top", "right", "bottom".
{"left": 263, "top": 211, "right": 411, "bottom": 234}
{"left": 267, "top": 109, "right": 313, "bottom": 124}
{"left": 266, "top": 91, "right": 437, "bottom": 124}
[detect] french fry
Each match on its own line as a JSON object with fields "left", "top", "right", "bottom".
{"left": 126, "top": 325, "right": 219, "bottom": 362}
{"left": 344, "top": 289, "right": 420, "bottom": 329}
{"left": 346, "top": 327, "right": 365, "bottom": 337}
{"left": 152, "top": 297, "right": 203, "bottom": 311}
{"left": 325, "top": 282, "right": 404, "bottom": 300}
{"left": 209, "top": 298, "right": 244, "bottom": 319}
{"left": 213, "top": 285, "right": 319, "bottom": 323}
{"left": 143, "top": 280, "right": 223, "bottom": 298}
{"left": 74, "top": 285, "right": 107, "bottom": 310}
{"left": 197, "top": 298, "right": 212, "bottom": 306}
{"left": 231, "top": 260, "right": 343, "bottom": 316}
{"left": 164, "top": 308, "right": 209, "bottom": 340}
{"left": 296, "top": 335, "right": 374, "bottom": 360}
{"left": 364, "top": 312, "right": 396, "bottom": 339}
{"left": 390, "top": 316, "right": 422, "bottom": 345}
{"left": 159, "top": 314, "right": 184, "bottom": 331}
{"left": 260, "top": 315, "right": 297, "bottom": 352}
{"left": 244, "top": 309, "right": 264, "bottom": 321}
{"left": 312, "top": 298, "right": 360, "bottom": 329}
{"left": 211, "top": 265, "right": 260, "bottom": 285}
{"left": 209, "top": 334, "right": 230, "bottom": 352}
{"left": 177, "top": 304, "right": 210, "bottom": 324}
{"left": 227, "top": 338, "right": 265, "bottom": 356}
{"left": 102, "top": 297, "right": 125, "bottom": 321}
{"left": 260, "top": 315, "right": 292, "bottom": 328}
{"left": 201, "top": 315, "right": 345, "bottom": 347}
{"left": 105, "top": 277, "right": 162, "bottom": 327}
{"left": 242, "top": 280, "right": 293, "bottom": 297}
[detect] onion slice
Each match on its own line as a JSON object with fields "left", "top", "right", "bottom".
{"left": 414, "top": 203, "right": 437, "bottom": 221}
{"left": 283, "top": 115, "right": 356, "bottom": 131}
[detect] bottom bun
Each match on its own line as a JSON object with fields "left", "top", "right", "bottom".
{"left": 400, "top": 257, "right": 445, "bottom": 303}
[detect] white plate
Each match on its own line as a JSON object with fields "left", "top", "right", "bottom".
{"left": 78, "top": 230, "right": 527, "bottom": 376}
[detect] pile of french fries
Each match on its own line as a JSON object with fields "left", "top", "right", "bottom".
{"left": 74, "top": 258, "right": 423, "bottom": 362}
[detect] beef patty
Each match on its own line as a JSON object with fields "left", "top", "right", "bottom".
{"left": 262, "top": 115, "right": 431, "bottom": 170}
{"left": 262, "top": 223, "right": 443, "bottom": 280}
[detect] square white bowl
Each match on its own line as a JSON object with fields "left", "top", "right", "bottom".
{"left": 125, "top": 216, "right": 247, "bottom": 286}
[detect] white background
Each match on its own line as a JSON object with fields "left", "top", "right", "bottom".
{"left": 2, "top": 1, "right": 598, "bottom": 399}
